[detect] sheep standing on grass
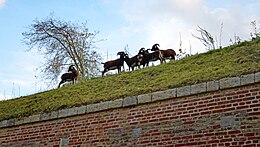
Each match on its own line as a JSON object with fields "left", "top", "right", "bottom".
{"left": 58, "top": 65, "right": 79, "bottom": 88}
{"left": 138, "top": 47, "right": 164, "bottom": 67}
{"left": 123, "top": 53, "right": 143, "bottom": 71}
{"left": 101, "top": 51, "right": 125, "bottom": 77}
{"left": 151, "top": 44, "right": 176, "bottom": 62}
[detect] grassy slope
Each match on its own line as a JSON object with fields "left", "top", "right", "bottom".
{"left": 0, "top": 40, "right": 260, "bottom": 121}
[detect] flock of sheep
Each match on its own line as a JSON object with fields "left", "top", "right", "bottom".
{"left": 101, "top": 44, "right": 176, "bottom": 76}
{"left": 58, "top": 44, "right": 176, "bottom": 88}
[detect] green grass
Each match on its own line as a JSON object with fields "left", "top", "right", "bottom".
{"left": 0, "top": 40, "right": 260, "bottom": 121}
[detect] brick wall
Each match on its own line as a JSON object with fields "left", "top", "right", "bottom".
{"left": 0, "top": 74, "right": 260, "bottom": 146}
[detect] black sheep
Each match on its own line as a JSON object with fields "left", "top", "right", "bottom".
{"left": 123, "top": 53, "right": 143, "bottom": 71}
{"left": 58, "top": 65, "right": 79, "bottom": 88}
{"left": 101, "top": 52, "right": 125, "bottom": 77}
{"left": 138, "top": 47, "right": 163, "bottom": 67}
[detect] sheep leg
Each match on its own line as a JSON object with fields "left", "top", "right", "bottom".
{"left": 58, "top": 80, "right": 65, "bottom": 88}
{"left": 138, "top": 62, "right": 142, "bottom": 69}
{"left": 131, "top": 66, "right": 134, "bottom": 71}
{"left": 102, "top": 68, "right": 109, "bottom": 77}
{"left": 122, "top": 65, "right": 125, "bottom": 72}
{"left": 158, "top": 51, "right": 165, "bottom": 64}
{"left": 102, "top": 70, "right": 106, "bottom": 77}
{"left": 117, "top": 67, "right": 121, "bottom": 74}
{"left": 172, "top": 55, "right": 176, "bottom": 61}
{"left": 137, "top": 62, "right": 141, "bottom": 69}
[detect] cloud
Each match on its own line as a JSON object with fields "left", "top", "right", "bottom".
{"left": 0, "top": 49, "right": 46, "bottom": 100}
{"left": 118, "top": 0, "right": 260, "bottom": 54}
{"left": 119, "top": 0, "right": 207, "bottom": 52}
{"left": 0, "top": 93, "right": 12, "bottom": 101}
{"left": 0, "top": 0, "right": 5, "bottom": 8}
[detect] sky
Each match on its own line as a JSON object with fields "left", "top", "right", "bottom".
{"left": 0, "top": 0, "right": 259, "bottom": 100}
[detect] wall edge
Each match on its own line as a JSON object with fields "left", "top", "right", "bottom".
{"left": 1, "top": 72, "right": 260, "bottom": 128}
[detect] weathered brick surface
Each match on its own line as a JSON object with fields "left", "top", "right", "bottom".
{"left": 0, "top": 83, "right": 259, "bottom": 147}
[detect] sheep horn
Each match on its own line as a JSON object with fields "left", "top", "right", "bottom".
{"left": 117, "top": 51, "right": 125, "bottom": 56}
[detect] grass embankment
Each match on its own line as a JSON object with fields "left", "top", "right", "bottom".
{"left": 0, "top": 40, "right": 260, "bottom": 121}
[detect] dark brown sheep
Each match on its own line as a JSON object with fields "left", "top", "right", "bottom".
{"left": 123, "top": 53, "right": 143, "bottom": 71}
{"left": 101, "top": 52, "right": 125, "bottom": 77}
{"left": 58, "top": 65, "right": 79, "bottom": 88}
{"left": 151, "top": 44, "right": 176, "bottom": 62}
{"left": 138, "top": 47, "right": 163, "bottom": 67}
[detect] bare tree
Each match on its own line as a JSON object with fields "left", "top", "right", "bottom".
{"left": 192, "top": 26, "right": 215, "bottom": 50}
{"left": 229, "top": 33, "right": 241, "bottom": 45}
{"left": 22, "top": 15, "right": 102, "bottom": 84}
{"left": 250, "top": 20, "right": 260, "bottom": 40}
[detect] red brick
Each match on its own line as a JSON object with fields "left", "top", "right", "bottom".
{"left": 181, "top": 135, "right": 193, "bottom": 139}
{"left": 249, "top": 112, "right": 260, "bottom": 116}
{"left": 196, "top": 104, "right": 207, "bottom": 109}
{"left": 243, "top": 145, "right": 255, "bottom": 147}
{"left": 183, "top": 120, "right": 195, "bottom": 125}
{"left": 212, "top": 109, "right": 224, "bottom": 113}
{"left": 236, "top": 105, "right": 249, "bottom": 109}
{"left": 208, "top": 140, "right": 220, "bottom": 144}
{"left": 237, "top": 90, "right": 249, "bottom": 94}
{"left": 245, "top": 132, "right": 256, "bottom": 137}
{"left": 185, "top": 142, "right": 198, "bottom": 146}
{"left": 213, "top": 94, "right": 223, "bottom": 98}
{"left": 191, "top": 113, "right": 199, "bottom": 117}
{"left": 171, "top": 137, "right": 181, "bottom": 140}
{"left": 250, "top": 88, "right": 260, "bottom": 92}
{"left": 175, "top": 143, "right": 186, "bottom": 147}
{"left": 179, "top": 114, "right": 190, "bottom": 118}
{"left": 140, "top": 140, "right": 150, "bottom": 144}
{"left": 201, "top": 111, "right": 211, "bottom": 115}
{"left": 223, "top": 107, "right": 236, "bottom": 112}
{"left": 212, "top": 125, "right": 220, "bottom": 129}
{"left": 228, "top": 130, "right": 241, "bottom": 135}
{"left": 162, "top": 131, "right": 171, "bottom": 135}
{"left": 250, "top": 103, "right": 260, "bottom": 108}
{"left": 198, "top": 142, "right": 208, "bottom": 146}
{"left": 218, "top": 101, "right": 230, "bottom": 105}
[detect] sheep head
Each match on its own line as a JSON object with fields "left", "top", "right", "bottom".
{"left": 138, "top": 48, "right": 146, "bottom": 54}
{"left": 117, "top": 51, "right": 125, "bottom": 56}
{"left": 68, "top": 65, "right": 76, "bottom": 72}
{"left": 151, "top": 43, "right": 160, "bottom": 51}
{"left": 124, "top": 53, "right": 129, "bottom": 59}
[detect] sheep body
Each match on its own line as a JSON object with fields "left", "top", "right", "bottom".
{"left": 124, "top": 53, "right": 143, "bottom": 71}
{"left": 101, "top": 52, "right": 125, "bottom": 77}
{"left": 151, "top": 44, "right": 176, "bottom": 62}
{"left": 138, "top": 48, "right": 163, "bottom": 67}
{"left": 58, "top": 65, "right": 79, "bottom": 88}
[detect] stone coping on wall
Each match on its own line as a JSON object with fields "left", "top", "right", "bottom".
{"left": 0, "top": 72, "right": 260, "bottom": 128}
